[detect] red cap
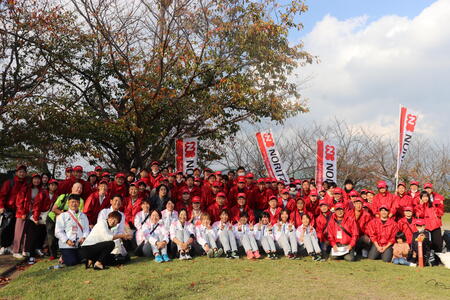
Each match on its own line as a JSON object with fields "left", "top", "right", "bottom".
{"left": 194, "top": 177, "right": 201, "bottom": 182}
{"left": 98, "top": 180, "right": 109, "bottom": 185}
{"left": 137, "top": 180, "right": 147, "bottom": 186}
{"left": 192, "top": 196, "right": 201, "bottom": 203}
{"left": 48, "top": 179, "right": 59, "bottom": 185}
{"left": 424, "top": 183, "right": 433, "bottom": 189}
{"left": 294, "top": 179, "right": 302, "bottom": 185}
{"left": 212, "top": 181, "right": 222, "bottom": 187}
{"left": 168, "top": 173, "right": 176, "bottom": 177}
{"left": 349, "top": 190, "right": 359, "bottom": 197}
{"left": 73, "top": 166, "right": 83, "bottom": 172}
{"left": 353, "top": 197, "right": 363, "bottom": 203}
{"left": 319, "top": 200, "right": 329, "bottom": 206}
{"left": 102, "top": 172, "right": 110, "bottom": 177}
{"left": 334, "top": 203, "right": 345, "bottom": 210}
{"left": 377, "top": 181, "right": 387, "bottom": 188}
{"left": 115, "top": 173, "right": 126, "bottom": 178}
{"left": 237, "top": 193, "right": 246, "bottom": 199}
{"left": 237, "top": 176, "right": 246, "bottom": 184}
{"left": 271, "top": 178, "right": 277, "bottom": 183}
{"left": 31, "top": 173, "right": 41, "bottom": 178}
{"left": 410, "top": 180, "right": 419, "bottom": 186}
{"left": 246, "top": 173, "right": 254, "bottom": 179}
{"left": 257, "top": 178, "right": 265, "bottom": 184}
{"left": 176, "top": 170, "right": 183, "bottom": 175}
{"left": 360, "top": 189, "right": 368, "bottom": 193}
{"left": 277, "top": 180, "right": 285, "bottom": 185}
{"left": 367, "top": 190, "right": 375, "bottom": 195}
{"left": 94, "top": 166, "right": 102, "bottom": 171}
{"left": 65, "top": 167, "right": 73, "bottom": 172}
{"left": 87, "top": 171, "right": 97, "bottom": 177}
{"left": 214, "top": 171, "right": 222, "bottom": 176}
{"left": 217, "top": 192, "right": 227, "bottom": 198}
{"left": 379, "top": 205, "right": 389, "bottom": 211}
{"left": 397, "top": 182, "right": 406, "bottom": 187}
{"left": 309, "top": 190, "right": 318, "bottom": 196}
{"left": 181, "top": 187, "right": 190, "bottom": 194}
{"left": 264, "top": 178, "right": 271, "bottom": 183}
{"left": 334, "top": 187, "right": 343, "bottom": 194}
{"left": 16, "top": 165, "right": 27, "bottom": 171}
{"left": 150, "top": 161, "right": 160, "bottom": 166}
{"left": 363, "top": 202, "right": 370, "bottom": 208}
{"left": 281, "top": 188, "right": 289, "bottom": 194}
{"left": 129, "top": 182, "right": 137, "bottom": 187}
{"left": 414, "top": 219, "right": 425, "bottom": 226}
{"left": 268, "top": 195, "right": 277, "bottom": 202}
{"left": 403, "top": 206, "right": 413, "bottom": 211}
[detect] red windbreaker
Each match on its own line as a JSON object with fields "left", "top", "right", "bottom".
{"left": 230, "top": 205, "right": 255, "bottom": 224}
{"left": 367, "top": 218, "right": 398, "bottom": 246}
{"left": 397, "top": 217, "right": 417, "bottom": 244}
{"left": 347, "top": 209, "right": 372, "bottom": 236}
{"left": 327, "top": 214, "right": 359, "bottom": 247}
{"left": 0, "top": 176, "right": 28, "bottom": 210}
{"left": 414, "top": 201, "right": 444, "bottom": 231}
{"left": 83, "top": 192, "right": 111, "bottom": 225}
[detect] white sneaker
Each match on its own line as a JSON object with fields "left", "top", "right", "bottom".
{"left": 185, "top": 253, "right": 192, "bottom": 260}
{"left": 22, "top": 251, "right": 30, "bottom": 257}
{"left": 179, "top": 253, "right": 186, "bottom": 260}
{"left": 0, "top": 247, "right": 6, "bottom": 255}
{"left": 13, "top": 253, "right": 24, "bottom": 259}
{"left": 28, "top": 257, "right": 36, "bottom": 265}
{"left": 410, "top": 263, "right": 417, "bottom": 267}
{"left": 362, "top": 249, "right": 368, "bottom": 258}
{"left": 35, "top": 249, "right": 44, "bottom": 257}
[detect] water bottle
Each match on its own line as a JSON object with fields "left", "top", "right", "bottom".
{"left": 48, "top": 264, "right": 64, "bottom": 270}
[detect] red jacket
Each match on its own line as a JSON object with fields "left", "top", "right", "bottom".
{"left": 201, "top": 188, "right": 219, "bottom": 210}
{"left": 149, "top": 173, "right": 162, "bottom": 188}
{"left": 414, "top": 201, "right": 443, "bottom": 231}
{"left": 277, "top": 197, "right": 296, "bottom": 212}
{"left": 124, "top": 197, "right": 143, "bottom": 225}
{"left": 304, "top": 197, "right": 321, "bottom": 218}
{"left": 314, "top": 212, "right": 332, "bottom": 242}
{"left": 108, "top": 181, "right": 128, "bottom": 199}
{"left": 15, "top": 185, "right": 45, "bottom": 220}
{"left": 347, "top": 209, "right": 372, "bottom": 236}
{"left": 252, "top": 187, "right": 273, "bottom": 211}
{"left": 397, "top": 217, "right": 417, "bottom": 244}
{"left": 83, "top": 192, "right": 111, "bottom": 225}
{"left": 228, "top": 186, "right": 252, "bottom": 208}
{"left": 372, "top": 192, "right": 396, "bottom": 215}
{"left": 289, "top": 209, "right": 314, "bottom": 228}
{"left": 59, "top": 177, "right": 92, "bottom": 200}
{"left": 0, "top": 176, "right": 28, "bottom": 210}
{"left": 230, "top": 205, "right": 255, "bottom": 224}
{"left": 41, "top": 190, "right": 61, "bottom": 212}
{"left": 265, "top": 207, "right": 282, "bottom": 225}
{"left": 392, "top": 193, "right": 413, "bottom": 219}
{"left": 207, "top": 203, "right": 228, "bottom": 223}
{"left": 327, "top": 214, "right": 359, "bottom": 247}
{"left": 367, "top": 218, "right": 398, "bottom": 246}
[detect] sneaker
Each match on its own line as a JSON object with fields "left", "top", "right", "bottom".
{"left": 362, "top": 249, "right": 368, "bottom": 258}
{"left": 225, "top": 251, "right": 233, "bottom": 259}
{"left": 231, "top": 251, "right": 239, "bottom": 259}
{"left": 28, "top": 257, "right": 36, "bottom": 265}
{"left": 179, "top": 253, "right": 186, "bottom": 260}
{"left": 253, "top": 250, "right": 261, "bottom": 259}
{"left": 0, "top": 247, "right": 6, "bottom": 255}
{"left": 154, "top": 255, "right": 164, "bottom": 263}
{"left": 35, "top": 249, "right": 44, "bottom": 257}
{"left": 246, "top": 250, "right": 254, "bottom": 260}
{"left": 288, "top": 252, "right": 295, "bottom": 260}
{"left": 22, "top": 251, "right": 30, "bottom": 257}
{"left": 206, "top": 249, "right": 214, "bottom": 258}
{"left": 185, "top": 253, "right": 192, "bottom": 260}
{"left": 162, "top": 254, "right": 170, "bottom": 262}
{"left": 215, "top": 248, "right": 224, "bottom": 258}
{"left": 13, "top": 253, "right": 24, "bottom": 259}
{"left": 410, "top": 263, "right": 417, "bottom": 267}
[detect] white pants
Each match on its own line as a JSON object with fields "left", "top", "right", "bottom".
{"left": 276, "top": 232, "right": 298, "bottom": 255}
{"left": 142, "top": 242, "right": 168, "bottom": 257}
{"left": 175, "top": 229, "right": 191, "bottom": 251}
{"left": 237, "top": 233, "right": 258, "bottom": 252}
{"left": 217, "top": 231, "right": 238, "bottom": 252}
{"left": 258, "top": 236, "right": 277, "bottom": 253}
{"left": 201, "top": 233, "right": 218, "bottom": 250}
{"left": 298, "top": 232, "right": 321, "bottom": 254}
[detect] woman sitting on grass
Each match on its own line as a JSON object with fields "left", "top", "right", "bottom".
{"left": 254, "top": 211, "right": 278, "bottom": 259}
{"left": 273, "top": 209, "right": 298, "bottom": 259}
{"left": 140, "top": 210, "right": 170, "bottom": 263}
{"left": 296, "top": 214, "right": 323, "bottom": 261}
{"left": 213, "top": 209, "right": 239, "bottom": 259}
{"left": 80, "top": 211, "right": 132, "bottom": 270}
{"left": 233, "top": 211, "right": 261, "bottom": 259}
{"left": 194, "top": 213, "right": 223, "bottom": 258}
{"left": 170, "top": 208, "right": 195, "bottom": 260}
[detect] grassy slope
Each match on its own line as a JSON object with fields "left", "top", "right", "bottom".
{"left": 1, "top": 256, "right": 449, "bottom": 300}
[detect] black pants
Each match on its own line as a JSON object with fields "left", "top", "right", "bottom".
{"left": 79, "top": 241, "right": 115, "bottom": 265}
{"left": 24, "top": 220, "right": 39, "bottom": 257}
{"left": 61, "top": 248, "right": 80, "bottom": 266}
{"left": 430, "top": 228, "right": 443, "bottom": 253}
{"left": 368, "top": 244, "right": 393, "bottom": 262}
{"left": 355, "top": 235, "right": 371, "bottom": 255}
{"left": 0, "top": 211, "right": 16, "bottom": 247}
{"left": 45, "top": 217, "right": 58, "bottom": 257}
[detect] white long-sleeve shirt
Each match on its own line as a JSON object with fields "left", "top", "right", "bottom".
{"left": 253, "top": 223, "right": 275, "bottom": 241}
{"left": 232, "top": 223, "right": 255, "bottom": 240}
{"left": 82, "top": 219, "right": 116, "bottom": 247}
{"left": 195, "top": 224, "right": 217, "bottom": 246}
{"left": 295, "top": 224, "right": 319, "bottom": 243}
{"left": 97, "top": 207, "right": 125, "bottom": 234}
{"left": 161, "top": 209, "right": 178, "bottom": 230}
{"left": 273, "top": 222, "right": 295, "bottom": 241}
{"left": 55, "top": 209, "right": 90, "bottom": 249}
{"left": 212, "top": 221, "right": 233, "bottom": 234}
{"left": 169, "top": 220, "right": 194, "bottom": 241}
{"left": 141, "top": 221, "right": 169, "bottom": 246}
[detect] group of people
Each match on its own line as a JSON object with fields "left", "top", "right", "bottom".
{"left": 0, "top": 162, "right": 446, "bottom": 270}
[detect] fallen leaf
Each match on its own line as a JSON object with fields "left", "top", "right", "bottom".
{"left": 84, "top": 280, "right": 91, "bottom": 284}
{"left": 190, "top": 282, "right": 196, "bottom": 287}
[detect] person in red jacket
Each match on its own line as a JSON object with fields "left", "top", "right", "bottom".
{"left": 251, "top": 179, "right": 271, "bottom": 218}
{"left": 414, "top": 191, "right": 444, "bottom": 252}
{"left": 397, "top": 207, "right": 417, "bottom": 245}
{"left": 58, "top": 166, "right": 92, "bottom": 199}
{"left": 423, "top": 183, "right": 445, "bottom": 211}
{"left": 314, "top": 200, "right": 332, "bottom": 257}
{"left": 207, "top": 192, "right": 228, "bottom": 223}
{"left": 201, "top": 181, "right": 222, "bottom": 209}
{"left": 0, "top": 165, "right": 28, "bottom": 253}
{"left": 290, "top": 198, "right": 314, "bottom": 228}
{"left": 228, "top": 176, "right": 247, "bottom": 209}
{"left": 181, "top": 176, "right": 201, "bottom": 201}
{"left": 391, "top": 182, "right": 413, "bottom": 220}
{"left": 108, "top": 173, "right": 128, "bottom": 199}
{"left": 124, "top": 183, "right": 143, "bottom": 227}
{"left": 372, "top": 181, "right": 395, "bottom": 217}
{"left": 304, "top": 190, "right": 321, "bottom": 217}
{"left": 175, "top": 187, "right": 191, "bottom": 212}
{"left": 265, "top": 196, "right": 282, "bottom": 225}
{"left": 148, "top": 161, "right": 162, "bottom": 188}
{"left": 277, "top": 189, "right": 296, "bottom": 212}
{"left": 367, "top": 205, "right": 399, "bottom": 262}
{"left": 327, "top": 203, "right": 359, "bottom": 262}
{"left": 12, "top": 174, "right": 45, "bottom": 262}
{"left": 83, "top": 180, "right": 110, "bottom": 227}
{"left": 407, "top": 180, "right": 420, "bottom": 204}
{"left": 230, "top": 193, "right": 255, "bottom": 224}
{"left": 347, "top": 197, "right": 372, "bottom": 257}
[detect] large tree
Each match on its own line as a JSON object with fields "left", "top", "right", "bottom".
{"left": 0, "top": 0, "right": 313, "bottom": 171}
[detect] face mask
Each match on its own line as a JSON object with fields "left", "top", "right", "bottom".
{"left": 290, "top": 187, "right": 296, "bottom": 192}
{"left": 296, "top": 184, "right": 301, "bottom": 189}
{"left": 237, "top": 172, "right": 245, "bottom": 177}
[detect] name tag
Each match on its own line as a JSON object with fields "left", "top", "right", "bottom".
{"left": 336, "top": 230, "right": 342, "bottom": 239}
{"left": 72, "top": 226, "right": 78, "bottom": 232}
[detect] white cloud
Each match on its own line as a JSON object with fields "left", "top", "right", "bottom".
{"left": 287, "top": 0, "right": 450, "bottom": 142}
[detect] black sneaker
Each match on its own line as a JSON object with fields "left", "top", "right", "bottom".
{"left": 231, "top": 251, "right": 239, "bottom": 259}
{"left": 225, "top": 251, "right": 233, "bottom": 259}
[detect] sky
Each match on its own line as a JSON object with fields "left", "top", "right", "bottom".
{"left": 270, "top": 0, "right": 450, "bottom": 143}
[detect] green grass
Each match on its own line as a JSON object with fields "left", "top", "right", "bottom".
{"left": 442, "top": 213, "right": 450, "bottom": 229}
{"left": 1, "top": 256, "right": 450, "bottom": 300}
